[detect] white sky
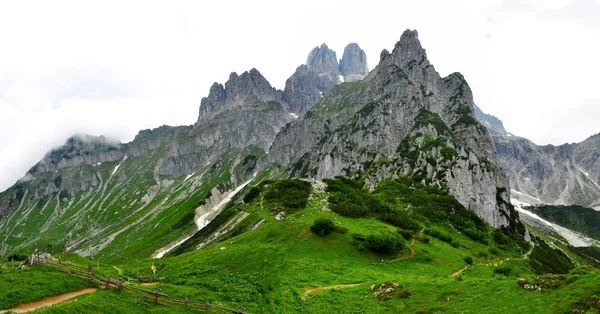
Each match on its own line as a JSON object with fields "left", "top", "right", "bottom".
{"left": 1, "top": 0, "right": 599, "bottom": 192}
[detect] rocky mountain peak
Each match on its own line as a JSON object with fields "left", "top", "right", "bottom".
{"left": 306, "top": 44, "right": 340, "bottom": 75}
{"left": 28, "top": 134, "right": 123, "bottom": 175}
{"left": 339, "top": 43, "right": 369, "bottom": 82}
{"left": 198, "top": 68, "right": 281, "bottom": 121}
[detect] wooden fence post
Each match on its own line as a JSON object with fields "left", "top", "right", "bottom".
{"left": 87, "top": 265, "right": 93, "bottom": 282}
{"left": 11, "top": 258, "right": 14, "bottom": 270}
{"left": 184, "top": 297, "right": 188, "bottom": 307}
{"left": 153, "top": 288, "right": 161, "bottom": 305}
{"left": 59, "top": 257, "right": 63, "bottom": 271}
{"left": 117, "top": 279, "right": 123, "bottom": 292}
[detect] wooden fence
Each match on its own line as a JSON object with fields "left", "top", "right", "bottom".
{"left": 42, "top": 258, "right": 246, "bottom": 313}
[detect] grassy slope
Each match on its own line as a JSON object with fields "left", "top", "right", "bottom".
{"left": 6, "top": 178, "right": 600, "bottom": 313}
{"left": 0, "top": 265, "right": 93, "bottom": 310}
{"left": 94, "top": 181, "right": 598, "bottom": 314}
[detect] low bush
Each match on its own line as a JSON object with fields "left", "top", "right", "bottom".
{"left": 310, "top": 218, "right": 335, "bottom": 236}
{"left": 493, "top": 265, "right": 513, "bottom": 276}
{"left": 365, "top": 233, "right": 405, "bottom": 255}
{"left": 264, "top": 179, "right": 312, "bottom": 210}
{"left": 463, "top": 256, "right": 474, "bottom": 265}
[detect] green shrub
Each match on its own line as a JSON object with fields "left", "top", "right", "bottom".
{"left": 398, "top": 229, "right": 414, "bottom": 240}
{"left": 365, "top": 233, "right": 405, "bottom": 255}
{"left": 310, "top": 218, "right": 335, "bottom": 236}
{"left": 463, "top": 256, "right": 474, "bottom": 265}
{"left": 493, "top": 265, "right": 513, "bottom": 276}
{"left": 264, "top": 179, "right": 312, "bottom": 210}
{"left": 243, "top": 186, "right": 262, "bottom": 203}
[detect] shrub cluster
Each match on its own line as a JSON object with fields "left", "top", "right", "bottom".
{"left": 365, "top": 233, "right": 405, "bottom": 255}
{"left": 310, "top": 218, "right": 335, "bottom": 236}
{"left": 263, "top": 179, "right": 312, "bottom": 210}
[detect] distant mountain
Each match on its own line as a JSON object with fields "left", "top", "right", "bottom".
{"left": 473, "top": 105, "right": 600, "bottom": 210}
{"left": 473, "top": 104, "right": 507, "bottom": 135}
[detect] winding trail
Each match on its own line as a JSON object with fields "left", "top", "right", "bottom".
{"left": 3, "top": 288, "right": 97, "bottom": 313}
{"left": 303, "top": 283, "right": 364, "bottom": 301}
{"left": 388, "top": 238, "right": 416, "bottom": 263}
{"left": 450, "top": 266, "right": 468, "bottom": 277}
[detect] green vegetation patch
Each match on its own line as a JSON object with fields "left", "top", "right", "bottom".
{"left": 263, "top": 179, "right": 312, "bottom": 211}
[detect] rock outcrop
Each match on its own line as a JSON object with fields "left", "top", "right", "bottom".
{"left": 339, "top": 43, "right": 369, "bottom": 82}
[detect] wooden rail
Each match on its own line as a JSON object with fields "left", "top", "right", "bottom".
{"left": 42, "top": 259, "right": 245, "bottom": 313}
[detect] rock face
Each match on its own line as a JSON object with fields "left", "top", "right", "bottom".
{"left": 473, "top": 104, "right": 507, "bottom": 136}
{"left": 473, "top": 105, "right": 600, "bottom": 209}
{"left": 283, "top": 42, "right": 369, "bottom": 115}
{"left": 494, "top": 134, "right": 600, "bottom": 208}
{"left": 283, "top": 44, "right": 341, "bottom": 115}
{"left": 268, "top": 30, "right": 518, "bottom": 229}
{"left": 29, "top": 134, "right": 124, "bottom": 175}
{"left": 339, "top": 43, "right": 369, "bottom": 82}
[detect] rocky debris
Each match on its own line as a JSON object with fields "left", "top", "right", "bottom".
{"left": 370, "top": 281, "right": 405, "bottom": 300}
{"left": 339, "top": 43, "right": 369, "bottom": 82}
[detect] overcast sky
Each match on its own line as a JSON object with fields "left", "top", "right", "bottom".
{"left": 1, "top": 0, "right": 599, "bottom": 192}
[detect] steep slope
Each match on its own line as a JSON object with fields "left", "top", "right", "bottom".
{"left": 0, "top": 69, "right": 291, "bottom": 261}
{"left": 339, "top": 43, "right": 369, "bottom": 82}
{"left": 267, "top": 30, "right": 520, "bottom": 231}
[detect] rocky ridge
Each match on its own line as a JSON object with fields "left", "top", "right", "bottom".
{"left": 473, "top": 105, "right": 600, "bottom": 209}
{"left": 268, "top": 30, "right": 519, "bottom": 230}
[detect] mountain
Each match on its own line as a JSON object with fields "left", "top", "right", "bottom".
{"left": 0, "top": 31, "right": 526, "bottom": 262}
{"left": 268, "top": 30, "right": 521, "bottom": 231}
{"left": 473, "top": 105, "right": 600, "bottom": 209}
{"left": 0, "top": 68, "right": 290, "bottom": 261}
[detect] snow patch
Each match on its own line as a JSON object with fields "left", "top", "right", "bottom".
{"left": 184, "top": 174, "right": 193, "bottom": 181}
{"left": 576, "top": 166, "right": 600, "bottom": 189}
{"left": 154, "top": 174, "right": 257, "bottom": 259}
{"left": 289, "top": 113, "right": 299, "bottom": 119}
{"left": 338, "top": 75, "right": 344, "bottom": 83}
{"left": 111, "top": 156, "right": 127, "bottom": 176}
{"left": 512, "top": 199, "right": 594, "bottom": 247}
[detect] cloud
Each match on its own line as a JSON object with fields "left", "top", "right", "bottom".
{"left": 0, "top": 0, "right": 599, "bottom": 191}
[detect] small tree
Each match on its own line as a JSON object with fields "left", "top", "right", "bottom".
{"left": 310, "top": 218, "right": 335, "bottom": 236}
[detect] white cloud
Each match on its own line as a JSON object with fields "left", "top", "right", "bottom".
{"left": 0, "top": 0, "right": 599, "bottom": 191}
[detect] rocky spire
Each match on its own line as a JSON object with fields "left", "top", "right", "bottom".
{"left": 339, "top": 43, "right": 369, "bottom": 82}
{"left": 307, "top": 44, "right": 340, "bottom": 76}
{"left": 198, "top": 68, "right": 282, "bottom": 121}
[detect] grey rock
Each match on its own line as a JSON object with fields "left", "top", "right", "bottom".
{"left": 474, "top": 104, "right": 507, "bottom": 135}
{"left": 339, "top": 43, "right": 369, "bottom": 82}
{"left": 268, "top": 29, "right": 517, "bottom": 229}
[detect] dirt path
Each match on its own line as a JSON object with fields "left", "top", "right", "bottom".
{"left": 388, "top": 238, "right": 416, "bottom": 263}
{"left": 141, "top": 282, "right": 160, "bottom": 287}
{"left": 113, "top": 265, "right": 123, "bottom": 275}
{"left": 450, "top": 266, "right": 468, "bottom": 277}
{"left": 303, "top": 283, "right": 364, "bottom": 301}
{"left": 4, "top": 288, "right": 97, "bottom": 313}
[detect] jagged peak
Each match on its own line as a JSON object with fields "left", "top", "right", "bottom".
{"left": 340, "top": 43, "right": 369, "bottom": 82}
{"left": 306, "top": 44, "right": 340, "bottom": 74}
{"left": 198, "top": 68, "right": 281, "bottom": 121}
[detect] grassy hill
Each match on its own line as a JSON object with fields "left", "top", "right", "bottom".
{"left": 2, "top": 177, "right": 600, "bottom": 313}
